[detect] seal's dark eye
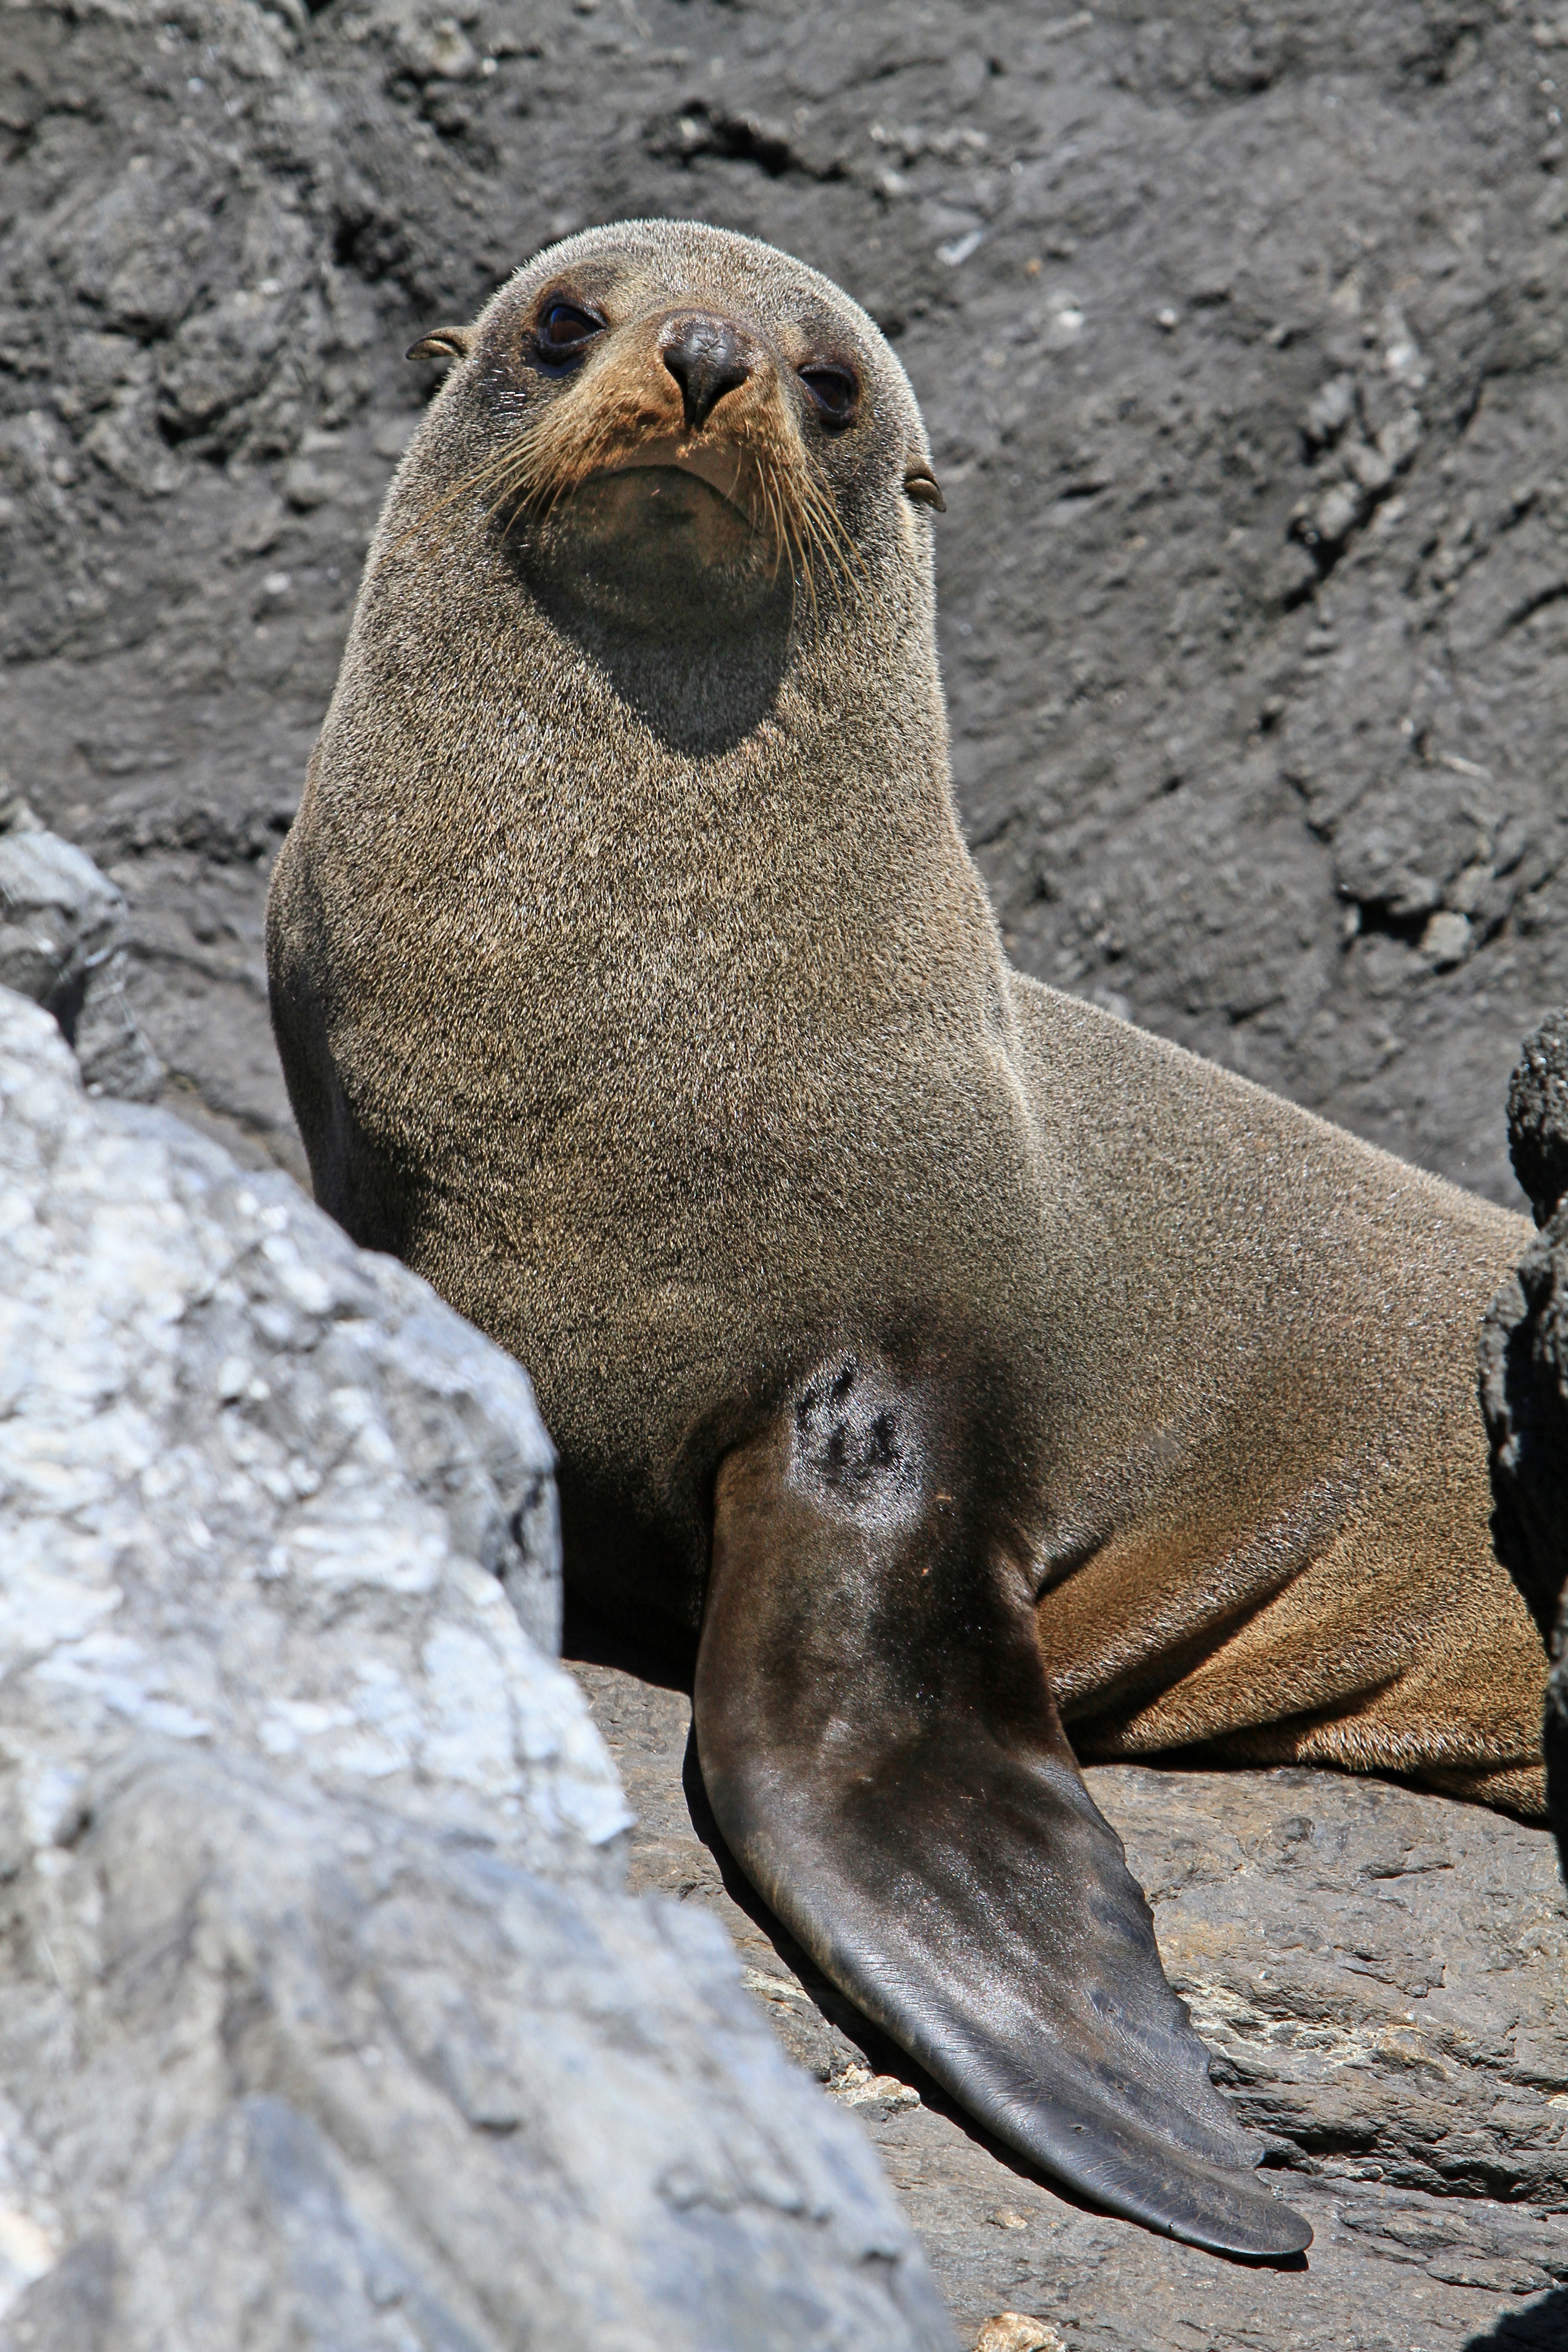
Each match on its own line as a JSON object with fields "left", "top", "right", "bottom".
{"left": 537, "top": 301, "right": 602, "bottom": 357}
{"left": 799, "top": 365, "right": 858, "bottom": 426}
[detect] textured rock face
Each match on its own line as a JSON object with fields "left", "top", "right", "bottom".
{"left": 1115, "top": 1771, "right": 1568, "bottom": 2211}
{"left": 1480, "top": 1009, "right": 1568, "bottom": 1884}
{"left": 0, "top": 817, "right": 161, "bottom": 1102}
{"left": 0, "top": 1752, "right": 951, "bottom": 2352}
{"left": 570, "top": 1656, "right": 1568, "bottom": 2352}
{"left": 0, "top": 987, "right": 576, "bottom": 1796}
{"left": 0, "top": 989, "right": 953, "bottom": 2352}
{"left": 1504, "top": 1011, "right": 1568, "bottom": 1233}
{"left": 3, "top": 0, "right": 1566, "bottom": 1200}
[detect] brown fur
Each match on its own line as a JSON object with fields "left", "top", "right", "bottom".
{"left": 268, "top": 219, "right": 1546, "bottom": 1818}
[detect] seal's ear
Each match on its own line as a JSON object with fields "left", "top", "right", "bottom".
{"left": 904, "top": 464, "right": 946, "bottom": 511}
{"left": 406, "top": 328, "right": 475, "bottom": 364}
{"left": 694, "top": 1361, "right": 1313, "bottom": 2261}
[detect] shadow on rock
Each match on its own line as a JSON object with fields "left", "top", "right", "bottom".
{"left": 1463, "top": 2286, "right": 1568, "bottom": 2352}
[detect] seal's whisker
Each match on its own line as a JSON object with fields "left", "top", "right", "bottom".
{"left": 799, "top": 469, "right": 862, "bottom": 596}
{"left": 786, "top": 502, "right": 819, "bottom": 626}
{"left": 386, "top": 439, "right": 538, "bottom": 562}
{"left": 753, "top": 457, "right": 790, "bottom": 591}
{"left": 751, "top": 470, "right": 778, "bottom": 581}
{"left": 745, "top": 443, "right": 803, "bottom": 613}
{"left": 749, "top": 444, "right": 856, "bottom": 629}
{"left": 781, "top": 500, "right": 811, "bottom": 619}
{"left": 736, "top": 422, "right": 794, "bottom": 576}
{"left": 817, "top": 508, "right": 863, "bottom": 611}
{"left": 791, "top": 485, "right": 846, "bottom": 626}
{"left": 744, "top": 435, "right": 815, "bottom": 616}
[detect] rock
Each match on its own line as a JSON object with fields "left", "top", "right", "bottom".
{"left": 392, "top": 16, "right": 483, "bottom": 86}
{"left": 0, "top": 1750, "right": 952, "bottom": 2352}
{"left": 1106, "top": 1770, "right": 1568, "bottom": 2209}
{"left": 972, "top": 2318, "right": 1066, "bottom": 2352}
{"left": 0, "top": 823, "right": 161, "bottom": 1102}
{"left": 1506, "top": 1008, "right": 1568, "bottom": 1230}
{"left": 568, "top": 1652, "right": 1568, "bottom": 2352}
{"left": 1480, "top": 1009, "right": 1568, "bottom": 1884}
{"left": 281, "top": 456, "right": 345, "bottom": 511}
{"left": 0, "top": 990, "right": 953, "bottom": 2352}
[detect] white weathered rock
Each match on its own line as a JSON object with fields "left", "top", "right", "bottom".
{"left": 0, "top": 986, "right": 593, "bottom": 1844}
{"left": 0, "top": 990, "right": 954, "bottom": 2351}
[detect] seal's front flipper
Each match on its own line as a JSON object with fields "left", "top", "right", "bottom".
{"left": 693, "top": 1358, "right": 1312, "bottom": 2259}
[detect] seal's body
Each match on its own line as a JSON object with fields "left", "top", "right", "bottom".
{"left": 269, "top": 222, "right": 1544, "bottom": 2260}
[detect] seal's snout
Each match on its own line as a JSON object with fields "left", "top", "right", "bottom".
{"left": 421, "top": 240, "right": 881, "bottom": 629}
{"left": 660, "top": 314, "right": 754, "bottom": 432}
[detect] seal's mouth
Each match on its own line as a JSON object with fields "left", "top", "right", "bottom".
{"left": 596, "top": 435, "right": 751, "bottom": 512}
{"left": 520, "top": 414, "right": 827, "bottom": 593}
{"left": 527, "top": 451, "right": 768, "bottom": 594}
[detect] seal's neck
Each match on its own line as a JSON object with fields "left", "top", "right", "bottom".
{"left": 509, "top": 564, "right": 954, "bottom": 856}
{"left": 538, "top": 599, "right": 799, "bottom": 764}
{"left": 332, "top": 502, "right": 1000, "bottom": 1099}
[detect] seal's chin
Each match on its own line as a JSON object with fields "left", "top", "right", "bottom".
{"left": 582, "top": 462, "right": 759, "bottom": 565}
{"left": 506, "top": 458, "right": 787, "bottom": 638}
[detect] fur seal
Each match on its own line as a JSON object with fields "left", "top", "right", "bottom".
{"left": 267, "top": 220, "right": 1546, "bottom": 2260}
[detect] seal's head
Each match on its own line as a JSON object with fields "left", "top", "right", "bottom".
{"left": 400, "top": 220, "right": 943, "bottom": 638}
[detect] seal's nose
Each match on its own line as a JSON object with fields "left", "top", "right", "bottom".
{"left": 661, "top": 314, "right": 752, "bottom": 432}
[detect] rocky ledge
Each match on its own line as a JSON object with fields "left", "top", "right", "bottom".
{"left": 0, "top": 799, "right": 162, "bottom": 1106}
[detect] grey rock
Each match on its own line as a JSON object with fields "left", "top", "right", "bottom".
{"left": 0, "top": 991, "right": 952, "bottom": 2352}
{"left": 0, "top": 1749, "right": 951, "bottom": 2352}
{"left": 1481, "top": 1009, "right": 1568, "bottom": 1887}
{"left": 1110, "top": 1771, "right": 1568, "bottom": 2207}
{"left": 0, "top": 825, "right": 161, "bottom": 1101}
{"left": 571, "top": 1656, "right": 1568, "bottom": 2352}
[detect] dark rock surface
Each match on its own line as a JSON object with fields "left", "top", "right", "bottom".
{"left": 567, "top": 1652, "right": 1568, "bottom": 2352}
{"left": 1504, "top": 1011, "right": 1568, "bottom": 1230}
{"left": 4, "top": 0, "right": 1567, "bottom": 1198}
{"left": 0, "top": 810, "right": 161, "bottom": 1101}
{"left": 0, "top": 990, "right": 953, "bottom": 2352}
{"left": 1480, "top": 1009, "right": 1568, "bottom": 1886}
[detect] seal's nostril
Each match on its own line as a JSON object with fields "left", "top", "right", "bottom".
{"left": 662, "top": 314, "right": 752, "bottom": 432}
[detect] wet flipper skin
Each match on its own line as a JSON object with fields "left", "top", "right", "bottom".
{"left": 693, "top": 1355, "right": 1313, "bottom": 2260}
